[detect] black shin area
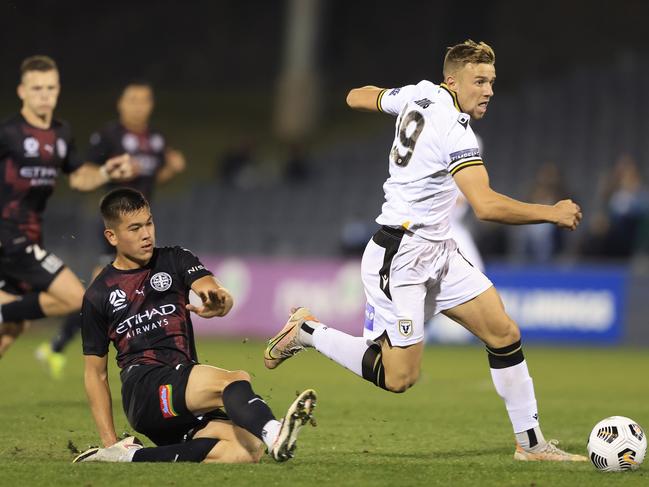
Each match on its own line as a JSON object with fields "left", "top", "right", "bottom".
{"left": 132, "top": 438, "right": 219, "bottom": 462}
{"left": 221, "top": 380, "right": 275, "bottom": 440}
{"left": 486, "top": 340, "right": 524, "bottom": 369}
{"left": 361, "top": 342, "right": 388, "bottom": 390}
{"left": 51, "top": 312, "right": 82, "bottom": 352}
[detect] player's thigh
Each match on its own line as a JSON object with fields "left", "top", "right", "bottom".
{"left": 442, "top": 285, "right": 520, "bottom": 347}
{"left": 193, "top": 420, "right": 264, "bottom": 464}
{"left": 45, "top": 267, "right": 85, "bottom": 308}
{"left": 185, "top": 364, "right": 251, "bottom": 415}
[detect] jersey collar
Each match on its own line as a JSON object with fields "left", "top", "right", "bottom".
{"left": 439, "top": 83, "right": 462, "bottom": 112}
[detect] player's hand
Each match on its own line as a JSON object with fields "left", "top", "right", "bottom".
{"left": 186, "top": 288, "right": 233, "bottom": 318}
{"left": 553, "top": 199, "right": 582, "bottom": 230}
{"left": 165, "top": 148, "right": 186, "bottom": 174}
{"left": 104, "top": 154, "right": 137, "bottom": 181}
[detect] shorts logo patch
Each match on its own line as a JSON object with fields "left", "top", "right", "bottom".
{"left": 159, "top": 384, "right": 178, "bottom": 419}
{"left": 398, "top": 319, "right": 413, "bottom": 338}
{"left": 150, "top": 272, "right": 172, "bottom": 292}
{"left": 364, "top": 303, "right": 375, "bottom": 331}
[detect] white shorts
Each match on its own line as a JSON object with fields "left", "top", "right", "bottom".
{"left": 361, "top": 226, "right": 493, "bottom": 346}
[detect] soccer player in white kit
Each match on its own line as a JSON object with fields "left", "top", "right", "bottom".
{"left": 264, "top": 40, "right": 586, "bottom": 461}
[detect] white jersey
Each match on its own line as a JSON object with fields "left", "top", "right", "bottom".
{"left": 376, "top": 80, "right": 484, "bottom": 240}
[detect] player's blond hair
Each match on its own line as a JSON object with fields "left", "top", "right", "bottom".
{"left": 443, "top": 40, "right": 495, "bottom": 78}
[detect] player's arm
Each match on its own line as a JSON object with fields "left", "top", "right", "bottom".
{"left": 69, "top": 154, "right": 137, "bottom": 191}
{"left": 454, "top": 165, "right": 582, "bottom": 229}
{"left": 156, "top": 147, "right": 186, "bottom": 184}
{"left": 187, "top": 275, "right": 233, "bottom": 318}
{"left": 83, "top": 353, "right": 118, "bottom": 447}
{"left": 346, "top": 85, "right": 386, "bottom": 112}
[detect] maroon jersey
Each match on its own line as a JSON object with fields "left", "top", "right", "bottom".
{"left": 81, "top": 246, "right": 212, "bottom": 369}
{"left": 0, "top": 114, "right": 82, "bottom": 249}
{"left": 87, "top": 121, "right": 166, "bottom": 200}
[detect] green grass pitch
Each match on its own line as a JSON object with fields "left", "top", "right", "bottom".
{"left": 1, "top": 329, "right": 647, "bottom": 486}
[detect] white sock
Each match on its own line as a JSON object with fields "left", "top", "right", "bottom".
{"left": 261, "top": 419, "right": 282, "bottom": 449}
{"left": 490, "top": 360, "right": 541, "bottom": 436}
{"left": 310, "top": 325, "right": 373, "bottom": 378}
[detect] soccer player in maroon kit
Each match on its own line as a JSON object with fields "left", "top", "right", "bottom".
{"left": 73, "top": 188, "right": 317, "bottom": 463}
{"left": 38, "top": 81, "right": 186, "bottom": 377}
{"left": 0, "top": 55, "right": 135, "bottom": 359}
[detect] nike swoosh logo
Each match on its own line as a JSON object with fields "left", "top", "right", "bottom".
{"left": 248, "top": 397, "right": 266, "bottom": 405}
{"left": 265, "top": 326, "right": 295, "bottom": 360}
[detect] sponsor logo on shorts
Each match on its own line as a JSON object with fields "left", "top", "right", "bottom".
{"left": 150, "top": 272, "right": 172, "bottom": 292}
{"left": 159, "top": 384, "right": 178, "bottom": 419}
{"left": 398, "top": 319, "right": 413, "bottom": 338}
{"left": 364, "top": 303, "right": 375, "bottom": 331}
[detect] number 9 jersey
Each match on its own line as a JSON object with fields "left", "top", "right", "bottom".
{"left": 376, "top": 80, "right": 484, "bottom": 240}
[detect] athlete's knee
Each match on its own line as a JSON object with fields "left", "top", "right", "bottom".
{"left": 226, "top": 369, "right": 251, "bottom": 385}
{"left": 204, "top": 443, "right": 260, "bottom": 464}
{"left": 384, "top": 367, "right": 420, "bottom": 393}
{"left": 485, "top": 317, "right": 520, "bottom": 349}
{"left": 361, "top": 341, "right": 419, "bottom": 393}
{"left": 1, "top": 321, "right": 26, "bottom": 338}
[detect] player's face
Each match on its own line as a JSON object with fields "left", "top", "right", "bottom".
{"left": 118, "top": 86, "right": 154, "bottom": 128}
{"left": 447, "top": 63, "right": 495, "bottom": 120}
{"left": 108, "top": 208, "right": 156, "bottom": 264}
{"left": 17, "top": 70, "right": 60, "bottom": 119}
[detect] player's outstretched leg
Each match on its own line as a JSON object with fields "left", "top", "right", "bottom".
{"left": 270, "top": 389, "right": 317, "bottom": 462}
{"left": 265, "top": 307, "right": 420, "bottom": 393}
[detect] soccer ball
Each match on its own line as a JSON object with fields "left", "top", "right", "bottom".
{"left": 587, "top": 416, "right": 646, "bottom": 472}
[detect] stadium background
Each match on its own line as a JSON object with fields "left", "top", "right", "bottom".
{"left": 2, "top": 0, "right": 649, "bottom": 346}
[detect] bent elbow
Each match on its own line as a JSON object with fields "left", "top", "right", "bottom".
{"left": 473, "top": 204, "right": 494, "bottom": 222}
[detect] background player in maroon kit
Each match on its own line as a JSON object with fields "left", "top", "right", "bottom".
{"left": 38, "top": 81, "right": 186, "bottom": 377}
{"left": 0, "top": 56, "right": 135, "bottom": 360}
{"left": 73, "top": 188, "right": 317, "bottom": 463}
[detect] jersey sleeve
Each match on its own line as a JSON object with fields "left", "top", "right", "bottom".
{"left": 446, "top": 115, "right": 484, "bottom": 176}
{"left": 174, "top": 247, "right": 213, "bottom": 288}
{"left": 378, "top": 80, "right": 435, "bottom": 116}
{"left": 81, "top": 294, "right": 110, "bottom": 356}
{"left": 86, "top": 129, "right": 113, "bottom": 165}
{"left": 61, "top": 136, "right": 84, "bottom": 174}
{"left": 0, "top": 123, "right": 10, "bottom": 160}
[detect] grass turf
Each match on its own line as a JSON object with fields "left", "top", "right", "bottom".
{"left": 0, "top": 330, "right": 647, "bottom": 487}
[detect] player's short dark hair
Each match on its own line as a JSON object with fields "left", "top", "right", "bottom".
{"left": 443, "top": 40, "right": 495, "bottom": 78}
{"left": 100, "top": 188, "right": 150, "bottom": 227}
{"left": 121, "top": 80, "right": 154, "bottom": 96}
{"left": 20, "top": 55, "right": 58, "bottom": 80}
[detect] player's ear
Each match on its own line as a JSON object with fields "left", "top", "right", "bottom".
{"left": 17, "top": 83, "right": 25, "bottom": 101}
{"left": 104, "top": 228, "right": 118, "bottom": 247}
